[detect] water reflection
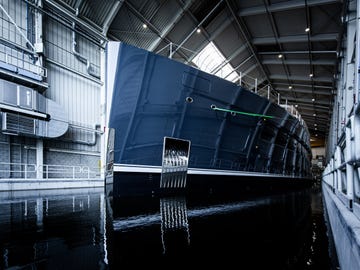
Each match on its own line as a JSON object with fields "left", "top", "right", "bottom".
{"left": 106, "top": 187, "right": 331, "bottom": 269}
{"left": 0, "top": 185, "right": 335, "bottom": 269}
{"left": 160, "top": 197, "right": 190, "bottom": 254}
{"left": 0, "top": 188, "right": 108, "bottom": 270}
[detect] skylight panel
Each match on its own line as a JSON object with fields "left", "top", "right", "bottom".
{"left": 192, "top": 42, "right": 238, "bottom": 83}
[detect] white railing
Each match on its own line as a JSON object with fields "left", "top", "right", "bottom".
{"left": 41, "top": 164, "right": 100, "bottom": 179}
{"left": 0, "top": 48, "right": 47, "bottom": 79}
{"left": 322, "top": 113, "right": 360, "bottom": 220}
{"left": 0, "top": 162, "right": 100, "bottom": 179}
{"left": 0, "top": 162, "right": 36, "bottom": 178}
{"left": 279, "top": 103, "right": 308, "bottom": 130}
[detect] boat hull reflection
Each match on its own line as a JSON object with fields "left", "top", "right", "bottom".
{"left": 106, "top": 186, "right": 317, "bottom": 269}
{"left": 109, "top": 172, "right": 312, "bottom": 198}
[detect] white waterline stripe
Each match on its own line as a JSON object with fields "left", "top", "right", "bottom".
{"left": 113, "top": 164, "right": 296, "bottom": 179}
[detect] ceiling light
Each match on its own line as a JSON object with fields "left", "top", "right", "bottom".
{"left": 196, "top": 28, "right": 201, "bottom": 34}
{"left": 309, "top": 73, "right": 313, "bottom": 77}
{"left": 314, "top": 123, "right": 317, "bottom": 126}
{"left": 313, "top": 113, "right": 316, "bottom": 116}
{"left": 315, "top": 134, "right": 318, "bottom": 137}
{"left": 278, "top": 54, "right": 283, "bottom": 58}
{"left": 315, "top": 127, "right": 317, "bottom": 130}
{"left": 142, "top": 23, "right": 147, "bottom": 29}
{"left": 295, "top": 104, "right": 298, "bottom": 108}
{"left": 312, "top": 98, "right": 315, "bottom": 102}
{"left": 288, "top": 86, "right": 292, "bottom": 89}
{"left": 305, "top": 27, "right": 310, "bottom": 32}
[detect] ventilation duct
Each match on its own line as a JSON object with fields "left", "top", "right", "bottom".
{"left": 0, "top": 79, "right": 68, "bottom": 138}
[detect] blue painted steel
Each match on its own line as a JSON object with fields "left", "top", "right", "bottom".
{"left": 108, "top": 42, "right": 312, "bottom": 178}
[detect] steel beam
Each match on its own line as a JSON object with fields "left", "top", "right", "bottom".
{"left": 184, "top": 12, "right": 234, "bottom": 64}
{"left": 44, "top": 0, "right": 107, "bottom": 41}
{"left": 124, "top": 1, "right": 190, "bottom": 61}
{"left": 252, "top": 33, "right": 338, "bottom": 45}
{"left": 274, "top": 82, "right": 333, "bottom": 89}
{"left": 149, "top": 0, "right": 193, "bottom": 51}
{"left": 238, "top": 0, "right": 341, "bottom": 17}
{"left": 102, "top": 0, "right": 124, "bottom": 35}
{"left": 300, "top": 113, "right": 329, "bottom": 119}
{"left": 225, "top": 0, "right": 273, "bottom": 90}
{"left": 297, "top": 104, "right": 330, "bottom": 112}
{"left": 262, "top": 59, "right": 336, "bottom": 66}
{"left": 283, "top": 96, "right": 331, "bottom": 106}
{"left": 276, "top": 87, "right": 332, "bottom": 95}
{"left": 172, "top": 0, "right": 224, "bottom": 56}
{"left": 258, "top": 50, "right": 337, "bottom": 55}
{"left": 270, "top": 74, "right": 333, "bottom": 83}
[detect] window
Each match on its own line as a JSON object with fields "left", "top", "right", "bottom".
{"left": 192, "top": 42, "right": 238, "bottom": 83}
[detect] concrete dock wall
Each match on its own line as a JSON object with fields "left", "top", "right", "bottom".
{"left": 322, "top": 183, "right": 360, "bottom": 270}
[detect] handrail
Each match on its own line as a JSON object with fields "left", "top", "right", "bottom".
{"left": 322, "top": 113, "right": 360, "bottom": 221}
{"left": 0, "top": 162, "right": 100, "bottom": 179}
{"left": 0, "top": 49, "right": 47, "bottom": 78}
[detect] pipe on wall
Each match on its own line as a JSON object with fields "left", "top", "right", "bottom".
{"left": 59, "top": 123, "right": 101, "bottom": 146}
{"left": 72, "top": 16, "right": 100, "bottom": 79}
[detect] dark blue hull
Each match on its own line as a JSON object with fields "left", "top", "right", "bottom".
{"left": 109, "top": 172, "right": 312, "bottom": 198}
{"left": 107, "top": 42, "right": 312, "bottom": 196}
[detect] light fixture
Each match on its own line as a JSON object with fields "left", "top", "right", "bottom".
{"left": 295, "top": 104, "right": 298, "bottom": 108}
{"left": 305, "top": 27, "right": 310, "bottom": 32}
{"left": 312, "top": 98, "right": 315, "bottom": 102}
{"left": 196, "top": 28, "right": 201, "bottom": 34}
{"left": 288, "top": 86, "right": 293, "bottom": 89}
{"left": 309, "top": 73, "right": 313, "bottom": 77}
{"left": 313, "top": 113, "right": 316, "bottom": 116}
{"left": 142, "top": 23, "right": 147, "bottom": 29}
{"left": 278, "top": 54, "right": 283, "bottom": 58}
{"left": 315, "top": 134, "right": 318, "bottom": 137}
{"left": 314, "top": 123, "right": 317, "bottom": 126}
{"left": 315, "top": 127, "right": 317, "bottom": 130}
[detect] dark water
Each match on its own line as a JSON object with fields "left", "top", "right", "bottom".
{"left": 0, "top": 185, "right": 338, "bottom": 269}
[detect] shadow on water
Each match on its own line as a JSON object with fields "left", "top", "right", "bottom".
{"left": 0, "top": 182, "right": 338, "bottom": 269}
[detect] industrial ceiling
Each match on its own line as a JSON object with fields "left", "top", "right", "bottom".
{"left": 45, "top": 0, "right": 345, "bottom": 146}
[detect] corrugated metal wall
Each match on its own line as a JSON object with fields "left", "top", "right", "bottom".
{"left": 0, "top": 0, "right": 103, "bottom": 177}
{"left": 43, "top": 4, "right": 103, "bottom": 167}
{"left": 325, "top": 7, "right": 356, "bottom": 162}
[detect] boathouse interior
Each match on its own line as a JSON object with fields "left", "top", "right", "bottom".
{"left": 102, "top": 0, "right": 346, "bottom": 180}
{"left": 0, "top": 0, "right": 346, "bottom": 179}
{"left": 1, "top": 1, "right": 360, "bottom": 269}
